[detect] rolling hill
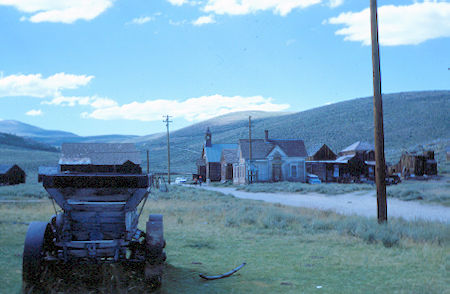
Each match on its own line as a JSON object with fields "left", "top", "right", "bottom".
{"left": 139, "top": 90, "right": 450, "bottom": 173}
{"left": 0, "top": 132, "right": 58, "bottom": 152}
{"left": 0, "top": 90, "right": 448, "bottom": 173}
{"left": 0, "top": 120, "right": 138, "bottom": 145}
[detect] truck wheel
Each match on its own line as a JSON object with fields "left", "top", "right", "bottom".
{"left": 145, "top": 214, "right": 166, "bottom": 288}
{"left": 23, "top": 221, "right": 52, "bottom": 287}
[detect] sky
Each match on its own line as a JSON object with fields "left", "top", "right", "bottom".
{"left": 0, "top": 0, "right": 449, "bottom": 136}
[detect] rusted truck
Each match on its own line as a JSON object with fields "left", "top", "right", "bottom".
{"left": 23, "top": 143, "right": 166, "bottom": 288}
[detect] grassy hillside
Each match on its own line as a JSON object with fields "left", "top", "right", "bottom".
{"left": 0, "top": 133, "right": 58, "bottom": 152}
{"left": 140, "top": 91, "right": 450, "bottom": 173}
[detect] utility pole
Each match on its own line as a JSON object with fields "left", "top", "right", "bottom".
{"left": 163, "top": 115, "right": 172, "bottom": 184}
{"left": 248, "top": 116, "right": 253, "bottom": 184}
{"left": 370, "top": 0, "right": 387, "bottom": 223}
{"left": 146, "top": 150, "right": 150, "bottom": 174}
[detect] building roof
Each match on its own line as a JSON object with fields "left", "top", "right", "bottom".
{"left": 307, "top": 143, "right": 325, "bottom": 157}
{"left": 335, "top": 155, "right": 356, "bottom": 163}
{"left": 341, "top": 141, "right": 374, "bottom": 153}
{"left": 239, "top": 138, "right": 307, "bottom": 160}
{"left": 221, "top": 149, "right": 239, "bottom": 164}
{"left": 204, "top": 143, "right": 238, "bottom": 163}
{"left": 38, "top": 166, "right": 59, "bottom": 175}
{"left": 59, "top": 143, "right": 141, "bottom": 165}
{"left": 0, "top": 164, "right": 15, "bottom": 174}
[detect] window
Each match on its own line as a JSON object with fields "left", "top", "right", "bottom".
{"left": 291, "top": 164, "right": 297, "bottom": 178}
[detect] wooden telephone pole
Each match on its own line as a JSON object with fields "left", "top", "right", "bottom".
{"left": 370, "top": 0, "right": 387, "bottom": 223}
{"left": 163, "top": 115, "right": 172, "bottom": 184}
{"left": 248, "top": 116, "right": 253, "bottom": 184}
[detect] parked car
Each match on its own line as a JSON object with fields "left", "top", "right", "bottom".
{"left": 307, "top": 173, "right": 321, "bottom": 184}
{"left": 175, "top": 177, "right": 187, "bottom": 184}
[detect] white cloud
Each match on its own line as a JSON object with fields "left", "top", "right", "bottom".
{"left": 167, "top": 0, "right": 189, "bottom": 5}
{"left": 192, "top": 14, "right": 216, "bottom": 26}
{"left": 129, "top": 16, "right": 155, "bottom": 25}
{"left": 0, "top": 0, "right": 113, "bottom": 23}
{"left": 328, "top": 1, "right": 450, "bottom": 46}
{"left": 0, "top": 73, "right": 94, "bottom": 98}
{"left": 203, "top": 0, "right": 322, "bottom": 16}
{"left": 327, "top": 0, "right": 343, "bottom": 8}
{"left": 26, "top": 109, "right": 43, "bottom": 116}
{"left": 84, "top": 94, "right": 290, "bottom": 122}
{"left": 42, "top": 95, "right": 117, "bottom": 109}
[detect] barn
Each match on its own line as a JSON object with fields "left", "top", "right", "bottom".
{"left": 0, "top": 164, "right": 26, "bottom": 185}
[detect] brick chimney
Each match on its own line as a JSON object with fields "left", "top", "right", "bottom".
{"left": 264, "top": 130, "right": 269, "bottom": 142}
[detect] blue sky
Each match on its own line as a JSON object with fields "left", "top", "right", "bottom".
{"left": 0, "top": 0, "right": 449, "bottom": 136}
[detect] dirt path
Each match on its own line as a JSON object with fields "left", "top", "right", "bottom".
{"left": 196, "top": 186, "right": 450, "bottom": 223}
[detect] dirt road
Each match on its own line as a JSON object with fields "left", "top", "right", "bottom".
{"left": 196, "top": 186, "right": 450, "bottom": 223}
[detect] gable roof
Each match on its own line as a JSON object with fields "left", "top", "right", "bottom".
{"left": 59, "top": 143, "right": 141, "bottom": 165}
{"left": 341, "top": 141, "right": 374, "bottom": 153}
{"left": 204, "top": 143, "right": 238, "bottom": 163}
{"left": 271, "top": 139, "right": 308, "bottom": 157}
{"left": 239, "top": 138, "right": 307, "bottom": 160}
{"left": 221, "top": 149, "right": 239, "bottom": 164}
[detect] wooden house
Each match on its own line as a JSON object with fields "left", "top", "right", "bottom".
{"left": 306, "top": 144, "right": 337, "bottom": 182}
{"left": 307, "top": 144, "right": 337, "bottom": 161}
{"left": 220, "top": 149, "right": 238, "bottom": 182}
{"left": 197, "top": 128, "right": 237, "bottom": 182}
{"left": 233, "top": 130, "right": 307, "bottom": 184}
{"left": 38, "top": 166, "right": 59, "bottom": 182}
{"left": 389, "top": 151, "right": 437, "bottom": 177}
{"left": 0, "top": 164, "right": 25, "bottom": 185}
{"left": 59, "top": 143, "right": 142, "bottom": 174}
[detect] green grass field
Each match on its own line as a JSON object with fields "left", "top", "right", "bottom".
{"left": 0, "top": 185, "right": 449, "bottom": 294}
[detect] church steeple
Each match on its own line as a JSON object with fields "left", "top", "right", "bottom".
{"left": 205, "top": 127, "right": 212, "bottom": 147}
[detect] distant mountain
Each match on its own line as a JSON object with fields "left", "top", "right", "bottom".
{"left": 0, "top": 91, "right": 448, "bottom": 173}
{"left": 0, "top": 132, "right": 58, "bottom": 152}
{"left": 0, "top": 120, "right": 138, "bottom": 145}
{"left": 139, "top": 90, "right": 450, "bottom": 172}
{"left": 0, "top": 120, "right": 78, "bottom": 139}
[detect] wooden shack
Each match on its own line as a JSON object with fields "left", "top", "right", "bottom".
{"left": 220, "top": 149, "right": 238, "bottom": 182}
{"left": 307, "top": 144, "right": 337, "bottom": 161}
{"left": 306, "top": 144, "right": 337, "bottom": 182}
{"left": 38, "top": 166, "right": 59, "bottom": 182}
{"left": 59, "top": 143, "right": 142, "bottom": 174}
{"left": 390, "top": 151, "right": 437, "bottom": 177}
{"left": 0, "top": 164, "right": 26, "bottom": 185}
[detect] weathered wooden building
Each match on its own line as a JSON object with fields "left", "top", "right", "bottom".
{"left": 233, "top": 130, "right": 307, "bottom": 184}
{"left": 389, "top": 151, "right": 437, "bottom": 177}
{"left": 0, "top": 164, "right": 26, "bottom": 185}
{"left": 307, "top": 144, "right": 337, "bottom": 161}
{"left": 306, "top": 141, "right": 376, "bottom": 183}
{"left": 38, "top": 166, "right": 59, "bottom": 182}
{"left": 220, "top": 149, "right": 238, "bottom": 182}
{"left": 306, "top": 144, "right": 337, "bottom": 182}
{"left": 59, "top": 143, "right": 142, "bottom": 174}
{"left": 197, "top": 128, "right": 237, "bottom": 182}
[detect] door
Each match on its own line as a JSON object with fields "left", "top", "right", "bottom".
{"left": 272, "top": 164, "right": 282, "bottom": 182}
